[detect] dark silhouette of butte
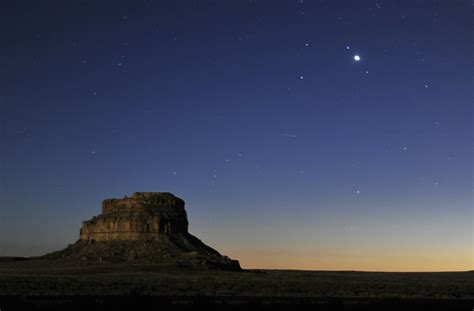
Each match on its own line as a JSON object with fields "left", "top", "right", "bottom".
{"left": 44, "top": 192, "right": 241, "bottom": 270}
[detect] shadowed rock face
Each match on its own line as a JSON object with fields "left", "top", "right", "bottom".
{"left": 44, "top": 192, "right": 241, "bottom": 271}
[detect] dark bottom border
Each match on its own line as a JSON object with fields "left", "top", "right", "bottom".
{"left": 0, "top": 296, "right": 472, "bottom": 311}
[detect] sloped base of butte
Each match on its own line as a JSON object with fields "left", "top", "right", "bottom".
{"left": 43, "top": 192, "right": 241, "bottom": 271}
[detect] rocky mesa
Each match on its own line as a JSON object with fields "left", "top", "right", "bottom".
{"left": 80, "top": 192, "right": 189, "bottom": 241}
{"left": 44, "top": 192, "right": 241, "bottom": 271}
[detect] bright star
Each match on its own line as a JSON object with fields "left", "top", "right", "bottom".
{"left": 354, "top": 55, "right": 361, "bottom": 61}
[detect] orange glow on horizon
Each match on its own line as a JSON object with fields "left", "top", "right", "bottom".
{"left": 225, "top": 247, "right": 473, "bottom": 272}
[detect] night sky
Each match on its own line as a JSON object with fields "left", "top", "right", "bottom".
{"left": 1, "top": 1, "right": 472, "bottom": 271}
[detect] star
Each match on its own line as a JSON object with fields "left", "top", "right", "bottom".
{"left": 17, "top": 127, "right": 28, "bottom": 135}
{"left": 353, "top": 55, "right": 361, "bottom": 61}
{"left": 305, "top": 42, "right": 310, "bottom": 47}
{"left": 403, "top": 146, "right": 408, "bottom": 151}
{"left": 356, "top": 190, "right": 360, "bottom": 194}
{"left": 300, "top": 75, "right": 304, "bottom": 80}
{"left": 346, "top": 45, "right": 350, "bottom": 50}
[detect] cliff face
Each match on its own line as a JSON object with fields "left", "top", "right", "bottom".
{"left": 44, "top": 192, "right": 241, "bottom": 271}
{"left": 80, "top": 192, "right": 188, "bottom": 241}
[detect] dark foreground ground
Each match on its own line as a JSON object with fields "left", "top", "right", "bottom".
{"left": 0, "top": 258, "right": 472, "bottom": 310}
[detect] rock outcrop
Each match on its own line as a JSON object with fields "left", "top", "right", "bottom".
{"left": 80, "top": 192, "right": 188, "bottom": 241}
{"left": 44, "top": 192, "right": 241, "bottom": 271}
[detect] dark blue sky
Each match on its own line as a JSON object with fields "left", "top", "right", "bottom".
{"left": 1, "top": 1, "right": 472, "bottom": 271}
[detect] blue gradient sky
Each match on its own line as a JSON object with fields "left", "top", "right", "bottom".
{"left": 0, "top": 1, "right": 472, "bottom": 271}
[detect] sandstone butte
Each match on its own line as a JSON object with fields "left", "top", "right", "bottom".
{"left": 44, "top": 192, "right": 241, "bottom": 271}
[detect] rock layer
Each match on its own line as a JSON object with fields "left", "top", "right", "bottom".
{"left": 44, "top": 192, "right": 240, "bottom": 271}
{"left": 80, "top": 192, "right": 188, "bottom": 241}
